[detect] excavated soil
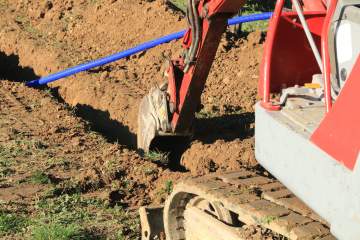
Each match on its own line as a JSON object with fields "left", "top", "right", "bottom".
{"left": 0, "top": 0, "right": 264, "bottom": 238}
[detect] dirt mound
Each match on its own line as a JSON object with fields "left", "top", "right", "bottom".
{"left": 180, "top": 31, "right": 264, "bottom": 175}
{"left": 203, "top": 31, "right": 264, "bottom": 111}
{"left": 181, "top": 138, "right": 256, "bottom": 175}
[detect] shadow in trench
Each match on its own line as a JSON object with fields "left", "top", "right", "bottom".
{"left": 75, "top": 102, "right": 190, "bottom": 172}
{"left": 149, "top": 135, "right": 190, "bottom": 172}
{"left": 44, "top": 87, "right": 139, "bottom": 151}
{"left": 194, "top": 112, "right": 255, "bottom": 144}
{"left": 74, "top": 104, "right": 137, "bottom": 148}
{"left": 0, "top": 51, "right": 40, "bottom": 82}
{"left": 0, "top": 51, "right": 190, "bottom": 170}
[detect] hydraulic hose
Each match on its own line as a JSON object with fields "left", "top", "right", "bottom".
{"left": 26, "top": 12, "right": 273, "bottom": 87}
{"left": 189, "top": 0, "right": 202, "bottom": 62}
{"left": 186, "top": 0, "right": 196, "bottom": 62}
{"left": 184, "top": 0, "right": 202, "bottom": 72}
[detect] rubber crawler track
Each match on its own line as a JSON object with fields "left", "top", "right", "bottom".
{"left": 164, "top": 169, "right": 336, "bottom": 240}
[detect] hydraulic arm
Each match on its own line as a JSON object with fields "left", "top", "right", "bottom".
{"left": 137, "top": 0, "right": 245, "bottom": 152}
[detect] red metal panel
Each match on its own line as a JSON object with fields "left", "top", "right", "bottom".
{"left": 311, "top": 56, "right": 360, "bottom": 170}
{"left": 260, "top": 0, "right": 285, "bottom": 107}
{"left": 182, "top": 29, "right": 192, "bottom": 49}
{"left": 259, "top": 11, "right": 326, "bottom": 104}
{"left": 207, "top": 0, "right": 246, "bottom": 16}
{"left": 302, "top": 0, "right": 326, "bottom": 11}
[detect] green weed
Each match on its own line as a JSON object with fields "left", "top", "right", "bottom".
{"left": 0, "top": 168, "right": 15, "bottom": 178}
{"left": 89, "top": 0, "right": 101, "bottom": 4}
{"left": 167, "top": 0, "right": 187, "bottom": 12}
{"left": 104, "top": 205, "right": 140, "bottom": 239}
{"left": 195, "top": 109, "right": 219, "bottom": 119}
{"left": 103, "top": 159, "right": 124, "bottom": 180}
{"left": 164, "top": 180, "right": 173, "bottom": 195}
{"left": 29, "top": 171, "right": 51, "bottom": 184}
{"left": 33, "top": 194, "right": 139, "bottom": 239}
{"left": 36, "top": 194, "right": 114, "bottom": 222}
{"left": 156, "top": 180, "right": 174, "bottom": 202}
{"left": 143, "top": 166, "right": 157, "bottom": 176}
{"left": 31, "top": 222, "right": 83, "bottom": 240}
{"left": 51, "top": 180, "right": 84, "bottom": 196}
{"left": 0, "top": 144, "right": 18, "bottom": 162}
{"left": 1, "top": 139, "right": 46, "bottom": 161}
{"left": 46, "top": 157, "right": 71, "bottom": 170}
{"left": 0, "top": 145, "right": 15, "bottom": 178}
{"left": 0, "top": 211, "right": 29, "bottom": 236}
{"left": 145, "top": 151, "right": 169, "bottom": 164}
{"left": 260, "top": 215, "right": 278, "bottom": 225}
{"left": 15, "top": 15, "right": 42, "bottom": 37}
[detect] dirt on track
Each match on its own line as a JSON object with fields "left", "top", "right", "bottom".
{"left": 0, "top": 0, "right": 264, "bottom": 238}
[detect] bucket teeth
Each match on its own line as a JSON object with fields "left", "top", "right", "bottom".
{"left": 137, "top": 85, "right": 171, "bottom": 153}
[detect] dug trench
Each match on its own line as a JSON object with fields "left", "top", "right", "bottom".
{"left": 0, "top": 51, "right": 40, "bottom": 82}
{"left": 0, "top": 0, "right": 265, "bottom": 238}
{"left": 0, "top": 52, "right": 189, "bottom": 239}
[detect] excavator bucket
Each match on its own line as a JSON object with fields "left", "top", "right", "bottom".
{"left": 137, "top": 81, "right": 190, "bottom": 170}
{"left": 137, "top": 83, "right": 172, "bottom": 154}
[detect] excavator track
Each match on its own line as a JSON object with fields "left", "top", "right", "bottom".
{"left": 163, "top": 169, "right": 336, "bottom": 240}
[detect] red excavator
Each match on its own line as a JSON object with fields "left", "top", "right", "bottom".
{"left": 137, "top": 0, "right": 360, "bottom": 239}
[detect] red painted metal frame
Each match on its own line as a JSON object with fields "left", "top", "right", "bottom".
{"left": 260, "top": 0, "right": 285, "bottom": 110}
{"left": 166, "top": 0, "right": 245, "bottom": 133}
{"left": 321, "top": 0, "right": 337, "bottom": 112}
{"left": 259, "top": 6, "right": 326, "bottom": 110}
{"left": 259, "top": 0, "right": 335, "bottom": 113}
{"left": 311, "top": 56, "right": 360, "bottom": 170}
{"left": 302, "top": 0, "right": 326, "bottom": 11}
{"left": 259, "top": 0, "right": 358, "bottom": 169}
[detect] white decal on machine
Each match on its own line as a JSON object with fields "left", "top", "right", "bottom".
{"left": 336, "top": 22, "right": 353, "bottom": 64}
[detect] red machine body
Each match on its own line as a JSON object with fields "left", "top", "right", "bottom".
{"left": 258, "top": 0, "right": 360, "bottom": 171}
{"left": 311, "top": 57, "right": 360, "bottom": 170}
{"left": 255, "top": 1, "right": 360, "bottom": 238}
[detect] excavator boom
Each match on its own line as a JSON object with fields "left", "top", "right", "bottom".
{"left": 138, "top": 0, "right": 245, "bottom": 153}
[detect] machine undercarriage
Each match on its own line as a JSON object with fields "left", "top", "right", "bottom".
{"left": 163, "top": 170, "right": 333, "bottom": 240}
{"left": 141, "top": 170, "right": 335, "bottom": 240}
{"left": 140, "top": 91, "right": 338, "bottom": 240}
{"left": 137, "top": 0, "right": 360, "bottom": 239}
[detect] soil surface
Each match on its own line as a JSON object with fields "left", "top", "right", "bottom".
{"left": 0, "top": 0, "right": 264, "bottom": 239}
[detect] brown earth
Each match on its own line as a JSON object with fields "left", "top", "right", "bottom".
{"left": 0, "top": 0, "right": 264, "bottom": 238}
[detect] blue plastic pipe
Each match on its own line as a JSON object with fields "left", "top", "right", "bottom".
{"left": 26, "top": 12, "right": 272, "bottom": 87}
{"left": 227, "top": 12, "right": 272, "bottom": 26}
